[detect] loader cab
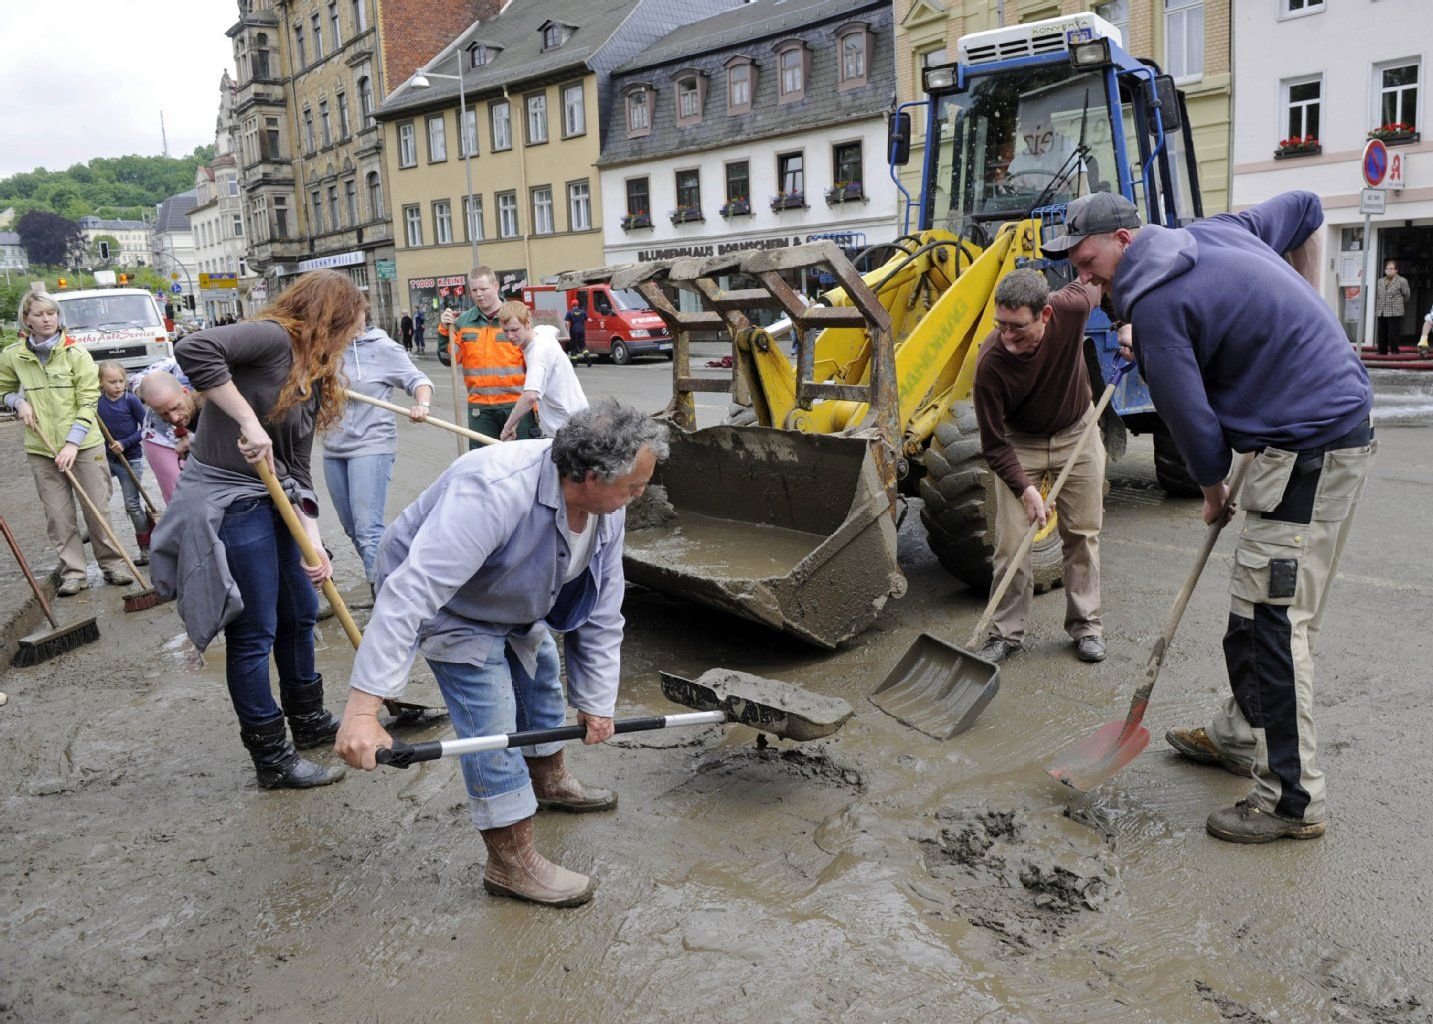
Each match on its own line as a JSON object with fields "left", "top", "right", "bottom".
{"left": 913, "top": 12, "right": 1201, "bottom": 242}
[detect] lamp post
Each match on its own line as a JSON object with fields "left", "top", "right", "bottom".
{"left": 410, "top": 65, "right": 477, "bottom": 455}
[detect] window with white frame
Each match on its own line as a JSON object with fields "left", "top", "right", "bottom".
{"left": 1283, "top": 0, "right": 1323, "bottom": 14}
{"left": 434, "top": 200, "right": 452, "bottom": 244}
{"left": 427, "top": 114, "right": 447, "bottom": 161}
{"left": 351, "top": 0, "right": 367, "bottom": 33}
{"left": 563, "top": 83, "right": 586, "bottom": 136}
{"left": 531, "top": 187, "right": 554, "bottom": 234}
{"left": 497, "top": 192, "right": 519, "bottom": 237}
{"left": 459, "top": 105, "right": 478, "bottom": 157}
{"left": 526, "top": 93, "right": 548, "bottom": 144}
{"left": 627, "top": 89, "right": 651, "bottom": 133}
{"left": 1164, "top": 0, "right": 1204, "bottom": 82}
{"left": 568, "top": 180, "right": 591, "bottom": 231}
{"left": 464, "top": 195, "right": 483, "bottom": 241}
{"left": 398, "top": 122, "right": 416, "bottom": 166}
{"left": 311, "top": 13, "right": 324, "bottom": 60}
{"left": 1377, "top": 60, "right": 1420, "bottom": 131}
{"left": 233, "top": 213, "right": 244, "bottom": 237}
{"left": 678, "top": 77, "right": 700, "bottom": 119}
{"left": 403, "top": 204, "right": 422, "bottom": 246}
{"left": 491, "top": 100, "right": 512, "bottom": 150}
{"left": 329, "top": 2, "right": 341, "bottom": 47}
{"left": 1283, "top": 75, "right": 1321, "bottom": 144}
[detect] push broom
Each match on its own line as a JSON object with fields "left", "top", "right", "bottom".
{"left": 1, "top": 514, "right": 101, "bottom": 667}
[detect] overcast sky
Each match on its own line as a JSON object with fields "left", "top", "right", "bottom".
{"left": 0, "top": 1, "right": 237, "bottom": 179}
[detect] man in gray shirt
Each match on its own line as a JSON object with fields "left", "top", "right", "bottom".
{"left": 336, "top": 399, "right": 668, "bottom": 907}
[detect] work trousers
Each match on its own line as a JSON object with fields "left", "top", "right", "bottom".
{"left": 27, "top": 448, "right": 128, "bottom": 580}
{"left": 1207, "top": 421, "right": 1374, "bottom": 824}
{"left": 989, "top": 406, "right": 1105, "bottom": 643}
{"left": 468, "top": 404, "right": 538, "bottom": 451}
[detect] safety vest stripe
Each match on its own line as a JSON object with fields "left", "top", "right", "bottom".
{"left": 460, "top": 364, "right": 526, "bottom": 376}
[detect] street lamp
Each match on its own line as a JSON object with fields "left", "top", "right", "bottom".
{"left": 410, "top": 64, "right": 478, "bottom": 454}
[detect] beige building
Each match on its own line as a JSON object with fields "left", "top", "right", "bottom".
{"left": 895, "top": 0, "right": 1231, "bottom": 217}
{"left": 376, "top": 0, "right": 743, "bottom": 317}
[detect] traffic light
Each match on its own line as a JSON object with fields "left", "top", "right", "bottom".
{"left": 99, "top": 241, "right": 111, "bottom": 260}
{"left": 185, "top": 294, "right": 196, "bottom": 311}
{"left": 57, "top": 277, "right": 67, "bottom": 289}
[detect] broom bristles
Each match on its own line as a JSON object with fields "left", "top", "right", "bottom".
{"left": 123, "top": 589, "right": 167, "bottom": 613}
{"left": 11, "top": 618, "right": 101, "bottom": 667}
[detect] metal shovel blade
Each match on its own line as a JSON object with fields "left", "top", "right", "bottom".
{"left": 1046, "top": 719, "right": 1152, "bottom": 792}
{"left": 660, "top": 668, "right": 853, "bottom": 742}
{"left": 868, "top": 633, "right": 1000, "bottom": 740}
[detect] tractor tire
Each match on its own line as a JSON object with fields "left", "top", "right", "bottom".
{"left": 919, "top": 402, "right": 1065, "bottom": 594}
{"left": 1153, "top": 428, "right": 1201, "bottom": 498}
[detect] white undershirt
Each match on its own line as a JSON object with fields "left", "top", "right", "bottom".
{"left": 561, "top": 512, "right": 597, "bottom": 584}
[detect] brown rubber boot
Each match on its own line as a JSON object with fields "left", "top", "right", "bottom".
{"left": 525, "top": 749, "right": 617, "bottom": 813}
{"left": 479, "top": 816, "right": 596, "bottom": 907}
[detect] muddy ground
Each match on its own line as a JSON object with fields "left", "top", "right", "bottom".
{"left": 2, "top": 361, "right": 1431, "bottom": 1023}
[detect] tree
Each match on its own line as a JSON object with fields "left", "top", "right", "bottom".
{"left": 16, "top": 210, "right": 86, "bottom": 267}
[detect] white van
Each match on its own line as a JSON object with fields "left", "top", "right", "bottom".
{"left": 53, "top": 288, "right": 173, "bottom": 371}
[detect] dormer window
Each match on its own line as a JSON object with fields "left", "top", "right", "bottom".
{"left": 836, "top": 23, "right": 871, "bottom": 89}
{"left": 539, "top": 20, "right": 572, "bottom": 51}
{"left": 468, "top": 42, "right": 498, "bottom": 68}
{"left": 625, "top": 86, "right": 652, "bottom": 137}
{"left": 774, "top": 39, "right": 809, "bottom": 103}
{"left": 725, "top": 55, "right": 756, "bottom": 115}
{"left": 673, "top": 69, "right": 706, "bottom": 127}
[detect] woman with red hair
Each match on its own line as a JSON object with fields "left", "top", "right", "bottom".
{"left": 152, "top": 270, "right": 363, "bottom": 790}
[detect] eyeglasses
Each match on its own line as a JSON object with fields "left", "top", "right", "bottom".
{"left": 994, "top": 318, "right": 1036, "bottom": 335}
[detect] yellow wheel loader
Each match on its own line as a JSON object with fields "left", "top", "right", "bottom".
{"left": 557, "top": 11, "right": 1205, "bottom": 647}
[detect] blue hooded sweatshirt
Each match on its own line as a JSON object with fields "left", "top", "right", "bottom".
{"left": 1111, "top": 190, "right": 1371, "bottom": 487}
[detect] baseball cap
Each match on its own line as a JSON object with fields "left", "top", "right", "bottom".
{"left": 1040, "top": 192, "right": 1142, "bottom": 255}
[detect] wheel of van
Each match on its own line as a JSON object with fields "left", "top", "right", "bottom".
{"left": 919, "top": 401, "right": 1065, "bottom": 594}
{"left": 611, "top": 340, "right": 631, "bottom": 365}
{"left": 1152, "top": 428, "right": 1201, "bottom": 498}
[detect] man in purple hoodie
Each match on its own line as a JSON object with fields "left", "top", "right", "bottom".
{"left": 1044, "top": 191, "right": 1374, "bottom": 844}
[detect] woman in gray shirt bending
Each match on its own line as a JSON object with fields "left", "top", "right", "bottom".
{"left": 155, "top": 270, "right": 363, "bottom": 790}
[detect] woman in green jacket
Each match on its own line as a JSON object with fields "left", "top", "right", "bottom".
{"left": 1, "top": 292, "right": 133, "bottom": 595}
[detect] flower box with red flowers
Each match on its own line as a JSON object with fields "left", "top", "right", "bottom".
{"left": 1274, "top": 135, "right": 1321, "bottom": 159}
{"left": 1367, "top": 123, "right": 1419, "bottom": 145}
{"left": 620, "top": 212, "right": 652, "bottom": 231}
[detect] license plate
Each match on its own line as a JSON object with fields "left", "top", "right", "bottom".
{"left": 657, "top": 342, "right": 672, "bottom": 351}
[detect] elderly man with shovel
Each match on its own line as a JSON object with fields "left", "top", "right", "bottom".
{"left": 336, "top": 399, "right": 667, "bottom": 907}
{"left": 972, "top": 267, "right": 1121, "bottom": 666}
{"left": 1048, "top": 190, "right": 1374, "bottom": 843}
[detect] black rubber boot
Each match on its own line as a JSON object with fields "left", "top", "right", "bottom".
{"left": 239, "top": 715, "right": 345, "bottom": 789}
{"left": 281, "top": 676, "right": 343, "bottom": 750}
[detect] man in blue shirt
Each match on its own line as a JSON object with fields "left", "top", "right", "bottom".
{"left": 1046, "top": 191, "right": 1374, "bottom": 844}
{"left": 336, "top": 399, "right": 668, "bottom": 905}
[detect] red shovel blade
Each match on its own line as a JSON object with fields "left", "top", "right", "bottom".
{"left": 1046, "top": 719, "right": 1152, "bottom": 792}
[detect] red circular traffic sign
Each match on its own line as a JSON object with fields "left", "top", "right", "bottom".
{"left": 1363, "top": 139, "right": 1389, "bottom": 187}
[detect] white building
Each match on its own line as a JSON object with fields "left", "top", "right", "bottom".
{"left": 77, "top": 216, "right": 152, "bottom": 267}
{"left": 189, "top": 77, "right": 254, "bottom": 323}
{"left": 597, "top": 0, "right": 897, "bottom": 298}
{"left": 152, "top": 190, "right": 200, "bottom": 313}
{"left": 1231, "top": 0, "right": 1430, "bottom": 344}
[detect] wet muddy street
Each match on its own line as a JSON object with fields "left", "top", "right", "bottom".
{"left": 2, "top": 362, "right": 1431, "bottom": 1023}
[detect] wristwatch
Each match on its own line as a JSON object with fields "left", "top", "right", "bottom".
{"left": 417, "top": 401, "right": 431, "bottom": 408}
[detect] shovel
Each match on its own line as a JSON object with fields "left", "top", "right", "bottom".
{"left": 871, "top": 361, "right": 1134, "bottom": 740}
{"left": 1046, "top": 453, "right": 1252, "bottom": 791}
{"left": 252, "top": 456, "right": 445, "bottom": 725}
{"left": 343, "top": 389, "right": 499, "bottom": 447}
{"left": 376, "top": 668, "right": 853, "bottom": 767}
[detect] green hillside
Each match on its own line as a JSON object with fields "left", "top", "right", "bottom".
{"left": 0, "top": 146, "right": 217, "bottom": 222}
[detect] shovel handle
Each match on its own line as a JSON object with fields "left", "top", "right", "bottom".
{"left": 343, "top": 389, "right": 497, "bottom": 447}
{"left": 34, "top": 433, "right": 152, "bottom": 590}
{"left": 251, "top": 457, "right": 365, "bottom": 651}
{"left": 967, "top": 361, "right": 1133, "bottom": 648}
{"left": 376, "top": 710, "right": 729, "bottom": 768}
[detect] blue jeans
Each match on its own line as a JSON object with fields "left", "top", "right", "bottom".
{"left": 108, "top": 455, "right": 150, "bottom": 536}
{"left": 428, "top": 631, "right": 566, "bottom": 830}
{"left": 323, "top": 453, "right": 394, "bottom": 583}
{"left": 218, "top": 497, "right": 320, "bottom": 727}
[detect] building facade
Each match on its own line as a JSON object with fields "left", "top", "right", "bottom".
{"left": 598, "top": 0, "right": 898, "bottom": 295}
{"left": 151, "top": 191, "right": 200, "bottom": 312}
{"left": 77, "top": 216, "right": 152, "bottom": 268}
{"left": 226, "top": 0, "right": 498, "bottom": 322}
{"left": 376, "top": 0, "right": 741, "bottom": 320}
{"left": 895, "top": 0, "right": 1232, "bottom": 223}
{"left": 0, "top": 231, "right": 26, "bottom": 276}
{"left": 1231, "top": 0, "right": 1430, "bottom": 344}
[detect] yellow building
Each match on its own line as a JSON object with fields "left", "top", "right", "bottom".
{"left": 375, "top": 0, "right": 739, "bottom": 316}
{"left": 895, "top": 0, "right": 1230, "bottom": 218}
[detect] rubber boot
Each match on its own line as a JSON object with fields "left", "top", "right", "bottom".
{"left": 479, "top": 816, "right": 596, "bottom": 907}
{"left": 525, "top": 749, "right": 617, "bottom": 812}
{"left": 134, "top": 527, "right": 151, "bottom": 566}
{"left": 280, "top": 676, "right": 343, "bottom": 750}
{"left": 239, "top": 715, "right": 345, "bottom": 789}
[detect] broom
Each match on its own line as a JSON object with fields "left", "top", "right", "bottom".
{"left": 34, "top": 434, "right": 165, "bottom": 612}
{"left": 97, "top": 418, "right": 163, "bottom": 522}
{"left": 1, "top": 514, "right": 101, "bottom": 667}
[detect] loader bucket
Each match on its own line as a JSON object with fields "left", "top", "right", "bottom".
{"left": 623, "top": 424, "right": 903, "bottom": 648}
